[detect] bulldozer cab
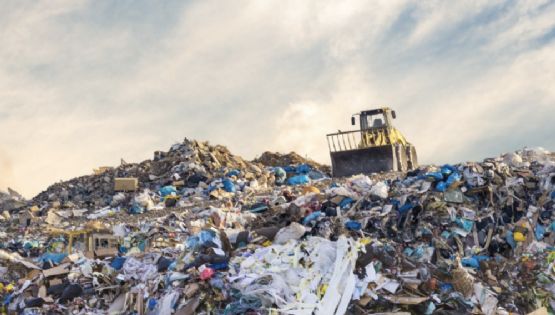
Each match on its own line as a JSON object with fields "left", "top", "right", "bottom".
{"left": 353, "top": 108, "right": 407, "bottom": 148}
{"left": 327, "top": 107, "right": 417, "bottom": 177}
{"left": 355, "top": 108, "right": 395, "bottom": 130}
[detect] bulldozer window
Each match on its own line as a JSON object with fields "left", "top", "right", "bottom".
{"left": 363, "top": 114, "right": 386, "bottom": 129}
{"left": 373, "top": 118, "right": 384, "bottom": 127}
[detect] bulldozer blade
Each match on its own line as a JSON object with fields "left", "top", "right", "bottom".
{"left": 330, "top": 145, "right": 407, "bottom": 177}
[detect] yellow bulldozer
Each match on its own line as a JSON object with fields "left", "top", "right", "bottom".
{"left": 326, "top": 107, "right": 418, "bottom": 177}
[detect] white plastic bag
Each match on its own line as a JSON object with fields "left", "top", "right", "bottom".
{"left": 370, "top": 182, "right": 389, "bottom": 199}
{"left": 274, "top": 223, "right": 306, "bottom": 244}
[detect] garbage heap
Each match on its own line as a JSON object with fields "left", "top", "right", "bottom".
{"left": 32, "top": 138, "right": 271, "bottom": 210}
{"left": 0, "top": 145, "right": 553, "bottom": 315}
{"left": 254, "top": 151, "right": 331, "bottom": 175}
{"left": 0, "top": 188, "right": 25, "bottom": 212}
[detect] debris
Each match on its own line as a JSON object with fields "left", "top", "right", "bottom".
{"left": 114, "top": 177, "right": 139, "bottom": 192}
{"left": 254, "top": 151, "right": 331, "bottom": 174}
{"left": 0, "top": 141, "right": 551, "bottom": 314}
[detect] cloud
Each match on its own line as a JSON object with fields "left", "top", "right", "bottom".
{"left": 0, "top": 0, "right": 554, "bottom": 197}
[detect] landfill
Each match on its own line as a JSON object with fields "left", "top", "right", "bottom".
{"left": 0, "top": 189, "right": 25, "bottom": 213}
{"left": 0, "top": 139, "right": 554, "bottom": 315}
{"left": 253, "top": 151, "right": 332, "bottom": 175}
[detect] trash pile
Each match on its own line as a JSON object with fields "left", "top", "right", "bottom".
{"left": 32, "top": 138, "right": 270, "bottom": 210}
{"left": 0, "top": 188, "right": 25, "bottom": 212}
{"left": 0, "top": 142, "right": 554, "bottom": 314}
{"left": 254, "top": 151, "right": 331, "bottom": 175}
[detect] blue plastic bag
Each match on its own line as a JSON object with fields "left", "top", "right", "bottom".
{"left": 535, "top": 224, "right": 546, "bottom": 240}
{"left": 3, "top": 293, "right": 13, "bottom": 306}
{"left": 110, "top": 257, "right": 127, "bottom": 270}
{"left": 248, "top": 204, "right": 269, "bottom": 213}
{"left": 222, "top": 178, "right": 236, "bottom": 193}
{"left": 209, "top": 261, "right": 229, "bottom": 270}
{"left": 436, "top": 181, "right": 447, "bottom": 192}
{"left": 391, "top": 199, "right": 401, "bottom": 209}
{"left": 40, "top": 253, "right": 68, "bottom": 264}
{"left": 455, "top": 218, "right": 474, "bottom": 232}
{"left": 23, "top": 240, "right": 39, "bottom": 250}
{"left": 159, "top": 185, "right": 177, "bottom": 198}
{"left": 287, "top": 175, "right": 310, "bottom": 186}
{"left": 462, "top": 255, "right": 489, "bottom": 269}
{"left": 345, "top": 220, "right": 362, "bottom": 231}
{"left": 296, "top": 164, "right": 312, "bottom": 174}
{"left": 226, "top": 169, "right": 240, "bottom": 177}
{"left": 129, "top": 203, "right": 144, "bottom": 214}
{"left": 148, "top": 298, "right": 157, "bottom": 311}
{"left": 308, "top": 170, "right": 325, "bottom": 180}
{"left": 440, "top": 230, "right": 451, "bottom": 239}
{"left": 399, "top": 202, "right": 413, "bottom": 214}
{"left": 445, "top": 172, "right": 461, "bottom": 187}
{"left": 283, "top": 166, "right": 296, "bottom": 173}
{"left": 302, "top": 211, "right": 322, "bottom": 225}
{"left": 461, "top": 257, "right": 480, "bottom": 269}
{"left": 185, "top": 236, "right": 200, "bottom": 250}
{"left": 425, "top": 172, "right": 443, "bottom": 181}
{"left": 199, "top": 230, "right": 216, "bottom": 244}
{"left": 441, "top": 165, "right": 457, "bottom": 176}
{"left": 339, "top": 197, "right": 354, "bottom": 209}
{"left": 412, "top": 245, "right": 424, "bottom": 259}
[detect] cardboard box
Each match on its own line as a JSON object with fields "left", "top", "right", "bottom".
{"left": 93, "top": 166, "right": 114, "bottom": 175}
{"left": 114, "top": 178, "right": 138, "bottom": 192}
{"left": 43, "top": 263, "right": 71, "bottom": 277}
{"left": 18, "top": 210, "right": 35, "bottom": 227}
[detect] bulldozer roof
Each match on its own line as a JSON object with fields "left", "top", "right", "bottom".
{"left": 359, "top": 107, "right": 392, "bottom": 116}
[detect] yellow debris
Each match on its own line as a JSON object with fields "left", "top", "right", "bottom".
{"left": 514, "top": 232, "right": 526, "bottom": 242}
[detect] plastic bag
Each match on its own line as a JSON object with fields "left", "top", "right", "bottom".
{"left": 436, "top": 181, "right": 447, "bottom": 192}
{"left": 296, "top": 164, "right": 312, "bottom": 174}
{"left": 134, "top": 190, "right": 154, "bottom": 210}
{"left": 503, "top": 152, "right": 523, "bottom": 167}
{"left": 445, "top": 172, "right": 461, "bottom": 187}
{"left": 200, "top": 266, "right": 215, "bottom": 280}
{"left": 308, "top": 170, "right": 326, "bottom": 180}
{"left": 128, "top": 203, "right": 144, "bottom": 214}
{"left": 287, "top": 175, "right": 310, "bottom": 186}
{"left": 226, "top": 169, "right": 241, "bottom": 177}
{"left": 274, "top": 167, "right": 287, "bottom": 184}
{"left": 345, "top": 221, "right": 362, "bottom": 231}
{"left": 39, "top": 253, "right": 67, "bottom": 265}
{"left": 302, "top": 211, "right": 322, "bottom": 225}
{"left": 424, "top": 172, "right": 443, "bottom": 181}
{"left": 223, "top": 178, "right": 236, "bottom": 193}
{"left": 159, "top": 185, "right": 177, "bottom": 198}
{"left": 348, "top": 175, "right": 373, "bottom": 191}
{"left": 111, "top": 192, "right": 126, "bottom": 205}
{"left": 370, "top": 182, "right": 389, "bottom": 199}
{"left": 110, "top": 257, "right": 126, "bottom": 270}
{"left": 274, "top": 222, "right": 306, "bottom": 244}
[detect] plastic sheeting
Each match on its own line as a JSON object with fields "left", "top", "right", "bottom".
{"left": 230, "top": 236, "right": 359, "bottom": 315}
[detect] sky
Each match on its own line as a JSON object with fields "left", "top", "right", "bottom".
{"left": 1, "top": 0, "right": 555, "bottom": 198}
